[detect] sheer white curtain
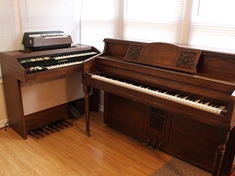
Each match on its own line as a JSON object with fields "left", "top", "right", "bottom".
{"left": 81, "top": 0, "right": 123, "bottom": 51}
{"left": 124, "top": 0, "right": 185, "bottom": 43}
{"left": 0, "top": 0, "right": 19, "bottom": 52}
{"left": 189, "top": 0, "right": 235, "bottom": 50}
{"left": 0, "top": 0, "right": 21, "bottom": 77}
{"left": 81, "top": 0, "right": 185, "bottom": 50}
{"left": 19, "top": 0, "right": 81, "bottom": 47}
{"left": 81, "top": 0, "right": 235, "bottom": 51}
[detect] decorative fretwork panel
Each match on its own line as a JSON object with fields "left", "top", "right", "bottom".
{"left": 149, "top": 114, "right": 164, "bottom": 131}
{"left": 151, "top": 107, "right": 165, "bottom": 116}
{"left": 175, "top": 51, "right": 198, "bottom": 69}
{"left": 149, "top": 107, "right": 166, "bottom": 132}
{"left": 126, "top": 45, "right": 143, "bottom": 60}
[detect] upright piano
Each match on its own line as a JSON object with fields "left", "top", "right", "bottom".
{"left": 82, "top": 38, "right": 235, "bottom": 176}
{"left": 0, "top": 31, "right": 99, "bottom": 139}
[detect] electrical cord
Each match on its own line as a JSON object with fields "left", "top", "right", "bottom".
{"left": 0, "top": 122, "right": 9, "bottom": 131}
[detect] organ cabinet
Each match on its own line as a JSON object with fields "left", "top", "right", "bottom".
{"left": 0, "top": 44, "right": 99, "bottom": 139}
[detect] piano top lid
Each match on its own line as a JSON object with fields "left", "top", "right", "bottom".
{"left": 123, "top": 42, "right": 202, "bottom": 74}
{"left": 101, "top": 38, "right": 235, "bottom": 82}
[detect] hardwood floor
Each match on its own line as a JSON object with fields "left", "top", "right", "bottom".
{"left": 0, "top": 111, "right": 172, "bottom": 176}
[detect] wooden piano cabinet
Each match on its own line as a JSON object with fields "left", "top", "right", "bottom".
{"left": 104, "top": 93, "right": 148, "bottom": 142}
{"left": 220, "top": 127, "right": 235, "bottom": 176}
{"left": 104, "top": 93, "right": 169, "bottom": 146}
{"left": 104, "top": 92, "right": 234, "bottom": 176}
{"left": 162, "top": 113, "right": 219, "bottom": 172}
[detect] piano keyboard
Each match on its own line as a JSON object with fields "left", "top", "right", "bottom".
{"left": 22, "top": 51, "right": 98, "bottom": 73}
{"left": 91, "top": 74, "right": 227, "bottom": 115}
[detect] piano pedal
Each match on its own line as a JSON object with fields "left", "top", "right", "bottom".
{"left": 156, "top": 142, "right": 162, "bottom": 150}
{"left": 69, "top": 102, "right": 81, "bottom": 118}
{"left": 149, "top": 140, "right": 156, "bottom": 148}
{"left": 142, "top": 138, "right": 150, "bottom": 145}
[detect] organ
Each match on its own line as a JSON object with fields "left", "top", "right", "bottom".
{"left": 22, "top": 30, "right": 73, "bottom": 51}
{"left": 82, "top": 38, "right": 235, "bottom": 176}
{"left": 0, "top": 35, "right": 99, "bottom": 139}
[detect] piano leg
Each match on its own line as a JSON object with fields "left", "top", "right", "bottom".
{"left": 83, "top": 85, "right": 91, "bottom": 137}
{"left": 220, "top": 127, "right": 235, "bottom": 176}
{"left": 212, "top": 129, "right": 229, "bottom": 176}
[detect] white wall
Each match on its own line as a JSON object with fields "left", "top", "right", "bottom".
{"left": 0, "top": 78, "right": 7, "bottom": 128}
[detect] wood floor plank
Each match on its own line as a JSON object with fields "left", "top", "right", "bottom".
{"left": 0, "top": 111, "right": 172, "bottom": 176}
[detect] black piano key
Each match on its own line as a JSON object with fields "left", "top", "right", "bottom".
{"left": 215, "top": 103, "right": 223, "bottom": 108}
{"left": 141, "top": 85, "right": 149, "bottom": 89}
{"left": 178, "top": 94, "right": 187, "bottom": 98}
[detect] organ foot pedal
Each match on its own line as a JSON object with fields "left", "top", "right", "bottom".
{"left": 69, "top": 102, "right": 81, "bottom": 118}
{"left": 28, "top": 119, "right": 73, "bottom": 139}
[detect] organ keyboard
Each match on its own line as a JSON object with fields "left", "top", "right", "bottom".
{"left": 19, "top": 51, "right": 98, "bottom": 73}
{"left": 82, "top": 38, "right": 235, "bottom": 176}
{"left": 22, "top": 30, "right": 73, "bottom": 51}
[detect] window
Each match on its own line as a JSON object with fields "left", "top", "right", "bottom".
{"left": 0, "top": 0, "right": 20, "bottom": 77}
{"left": 81, "top": 0, "right": 123, "bottom": 50}
{"left": 0, "top": 0, "right": 19, "bottom": 52}
{"left": 19, "top": 0, "right": 81, "bottom": 46}
{"left": 81, "top": 0, "right": 186, "bottom": 50}
{"left": 189, "top": 0, "right": 235, "bottom": 50}
{"left": 124, "top": 0, "right": 185, "bottom": 43}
